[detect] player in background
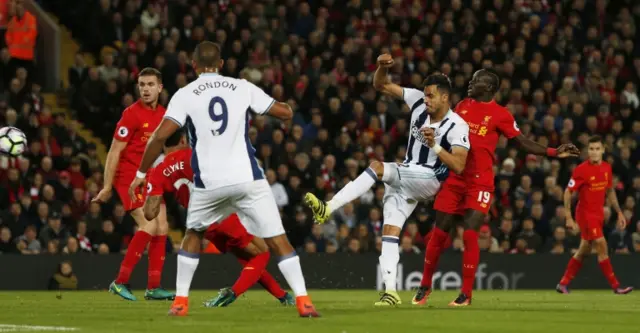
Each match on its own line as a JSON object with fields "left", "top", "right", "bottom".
{"left": 406, "top": 64, "right": 581, "bottom": 306}
{"left": 556, "top": 136, "right": 633, "bottom": 294}
{"left": 93, "top": 68, "right": 174, "bottom": 301}
{"left": 144, "top": 129, "right": 296, "bottom": 307}
{"left": 130, "top": 41, "right": 318, "bottom": 317}
{"left": 304, "top": 74, "right": 470, "bottom": 306}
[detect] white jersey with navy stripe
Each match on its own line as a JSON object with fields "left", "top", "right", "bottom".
{"left": 401, "top": 87, "right": 471, "bottom": 179}
{"left": 164, "top": 73, "right": 272, "bottom": 190}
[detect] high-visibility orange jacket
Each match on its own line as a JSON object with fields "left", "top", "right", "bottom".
{"left": 5, "top": 11, "right": 37, "bottom": 60}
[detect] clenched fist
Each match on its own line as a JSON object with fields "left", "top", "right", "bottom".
{"left": 377, "top": 54, "right": 394, "bottom": 68}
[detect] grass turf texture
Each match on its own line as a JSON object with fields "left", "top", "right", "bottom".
{"left": 0, "top": 290, "right": 637, "bottom": 333}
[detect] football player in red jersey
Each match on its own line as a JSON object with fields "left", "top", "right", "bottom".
{"left": 92, "top": 68, "right": 174, "bottom": 301}
{"left": 144, "top": 129, "right": 295, "bottom": 309}
{"left": 556, "top": 136, "right": 632, "bottom": 294}
{"left": 412, "top": 68, "right": 581, "bottom": 306}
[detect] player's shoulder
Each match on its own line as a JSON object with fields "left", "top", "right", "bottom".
{"left": 167, "top": 148, "right": 191, "bottom": 161}
{"left": 446, "top": 110, "right": 468, "bottom": 126}
{"left": 602, "top": 161, "right": 613, "bottom": 170}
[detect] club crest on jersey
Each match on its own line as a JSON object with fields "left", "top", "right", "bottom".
{"left": 143, "top": 123, "right": 149, "bottom": 128}
{"left": 460, "top": 109, "right": 468, "bottom": 114}
{"left": 482, "top": 116, "right": 492, "bottom": 124}
{"left": 117, "top": 126, "right": 129, "bottom": 137}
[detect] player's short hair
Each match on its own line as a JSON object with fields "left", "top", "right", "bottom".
{"left": 138, "top": 67, "right": 162, "bottom": 83}
{"left": 165, "top": 128, "right": 186, "bottom": 148}
{"left": 194, "top": 41, "right": 222, "bottom": 68}
{"left": 588, "top": 135, "right": 603, "bottom": 144}
{"left": 479, "top": 69, "right": 500, "bottom": 93}
{"left": 422, "top": 74, "right": 452, "bottom": 95}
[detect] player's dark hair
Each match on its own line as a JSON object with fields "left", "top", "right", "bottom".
{"left": 479, "top": 69, "right": 500, "bottom": 93}
{"left": 194, "top": 41, "right": 222, "bottom": 68}
{"left": 139, "top": 67, "right": 163, "bottom": 82}
{"left": 165, "top": 128, "right": 186, "bottom": 148}
{"left": 588, "top": 135, "right": 603, "bottom": 144}
{"left": 422, "top": 74, "right": 452, "bottom": 95}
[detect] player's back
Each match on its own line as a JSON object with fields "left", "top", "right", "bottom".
{"left": 148, "top": 148, "right": 193, "bottom": 207}
{"left": 165, "top": 73, "right": 273, "bottom": 190}
{"left": 453, "top": 98, "right": 520, "bottom": 187}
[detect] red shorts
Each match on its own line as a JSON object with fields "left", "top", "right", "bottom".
{"left": 434, "top": 177, "right": 494, "bottom": 215}
{"left": 114, "top": 181, "right": 146, "bottom": 211}
{"left": 577, "top": 218, "right": 604, "bottom": 241}
{"left": 204, "top": 214, "right": 253, "bottom": 253}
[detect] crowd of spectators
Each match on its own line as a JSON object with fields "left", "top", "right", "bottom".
{"left": 1, "top": 0, "right": 639, "bottom": 256}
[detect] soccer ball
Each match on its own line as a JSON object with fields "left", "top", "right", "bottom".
{"left": 0, "top": 126, "right": 28, "bottom": 157}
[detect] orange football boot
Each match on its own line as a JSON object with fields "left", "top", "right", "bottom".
{"left": 168, "top": 296, "right": 189, "bottom": 316}
{"left": 296, "top": 295, "right": 320, "bottom": 318}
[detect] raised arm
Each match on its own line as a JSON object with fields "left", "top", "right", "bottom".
{"left": 373, "top": 54, "right": 403, "bottom": 99}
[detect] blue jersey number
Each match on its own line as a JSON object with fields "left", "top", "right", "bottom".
{"left": 208, "top": 96, "right": 228, "bottom": 136}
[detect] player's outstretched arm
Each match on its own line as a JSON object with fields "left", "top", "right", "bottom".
{"left": 266, "top": 102, "right": 293, "bottom": 121}
{"left": 513, "top": 134, "right": 580, "bottom": 158}
{"left": 129, "top": 119, "right": 180, "bottom": 200}
{"left": 143, "top": 195, "right": 162, "bottom": 221}
{"left": 92, "top": 140, "right": 127, "bottom": 203}
{"left": 373, "top": 54, "right": 403, "bottom": 99}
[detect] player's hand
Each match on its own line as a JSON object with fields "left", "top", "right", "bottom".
{"left": 377, "top": 54, "right": 394, "bottom": 68}
{"left": 565, "top": 217, "right": 578, "bottom": 231}
{"left": 557, "top": 143, "right": 580, "bottom": 158}
{"left": 92, "top": 188, "right": 112, "bottom": 204}
{"left": 616, "top": 212, "right": 627, "bottom": 229}
{"left": 129, "top": 177, "right": 146, "bottom": 203}
{"left": 420, "top": 127, "right": 436, "bottom": 147}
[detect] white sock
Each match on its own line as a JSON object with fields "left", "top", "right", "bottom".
{"left": 379, "top": 236, "right": 400, "bottom": 292}
{"left": 176, "top": 250, "right": 199, "bottom": 297}
{"left": 277, "top": 253, "right": 308, "bottom": 297}
{"left": 328, "top": 167, "right": 377, "bottom": 211}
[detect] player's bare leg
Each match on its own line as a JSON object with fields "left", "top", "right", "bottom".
{"left": 168, "top": 229, "right": 203, "bottom": 316}
{"left": 448, "top": 209, "right": 484, "bottom": 307}
{"left": 414, "top": 212, "right": 458, "bottom": 305}
{"left": 593, "top": 238, "right": 632, "bottom": 294}
{"left": 110, "top": 208, "right": 157, "bottom": 301}
{"left": 375, "top": 224, "right": 403, "bottom": 306}
{"left": 145, "top": 204, "right": 175, "bottom": 300}
{"left": 265, "top": 235, "right": 319, "bottom": 317}
{"left": 204, "top": 237, "right": 293, "bottom": 307}
{"left": 557, "top": 239, "right": 591, "bottom": 294}
{"left": 305, "top": 161, "right": 384, "bottom": 224}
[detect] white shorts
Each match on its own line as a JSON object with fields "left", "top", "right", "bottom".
{"left": 382, "top": 162, "right": 442, "bottom": 228}
{"left": 186, "top": 179, "right": 285, "bottom": 238}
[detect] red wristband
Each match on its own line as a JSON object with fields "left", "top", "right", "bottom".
{"left": 546, "top": 147, "right": 557, "bottom": 157}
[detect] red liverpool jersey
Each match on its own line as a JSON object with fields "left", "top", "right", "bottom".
{"left": 113, "top": 100, "right": 166, "bottom": 182}
{"left": 147, "top": 148, "right": 192, "bottom": 207}
{"left": 452, "top": 98, "right": 521, "bottom": 188}
{"left": 567, "top": 160, "right": 612, "bottom": 223}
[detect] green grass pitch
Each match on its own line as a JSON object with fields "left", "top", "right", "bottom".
{"left": 0, "top": 290, "right": 638, "bottom": 333}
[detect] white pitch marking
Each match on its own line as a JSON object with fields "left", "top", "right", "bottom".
{"left": 0, "top": 325, "right": 79, "bottom": 332}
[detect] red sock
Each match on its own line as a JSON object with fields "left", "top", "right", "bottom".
{"left": 420, "top": 227, "right": 448, "bottom": 287}
{"left": 115, "top": 231, "right": 152, "bottom": 284}
{"left": 147, "top": 235, "right": 167, "bottom": 289}
{"left": 559, "top": 257, "right": 582, "bottom": 286}
{"left": 461, "top": 230, "right": 480, "bottom": 297}
{"left": 598, "top": 258, "right": 620, "bottom": 289}
{"left": 232, "top": 252, "right": 270, "bottom": 296}
{"left": 239, "top": 256, "right": 287, "bottom": 299}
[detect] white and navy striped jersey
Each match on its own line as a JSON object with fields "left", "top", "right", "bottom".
{"left": 164, "top": 73, "right": 272, "bottom": 190}
{"left": 401, "top": 87, "right": 471, "bottom": 180}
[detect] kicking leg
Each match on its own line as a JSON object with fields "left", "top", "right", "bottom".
{"left": 304, "top": 161, "right": 388, "bottom": 223}
{"left": 168, "top": 229, "right": 202, "bottom": 316}
{"left": 557, "top": 239, "right": 591, "bottom": 293}
{"left": 593, "top": 237, "right": 633, "bottom": 294}
{"left": 414, "top": 211, "right": 458, "bottom": 305}
{"left": 110, "top": 208, "right": 155, "bottom": 301}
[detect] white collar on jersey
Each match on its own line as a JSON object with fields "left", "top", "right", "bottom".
{"left": 427, "top": 109, "right": 453, "bottom": 126}
{"left": 200, "top": 72, "right": 219, "bottom": 77}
